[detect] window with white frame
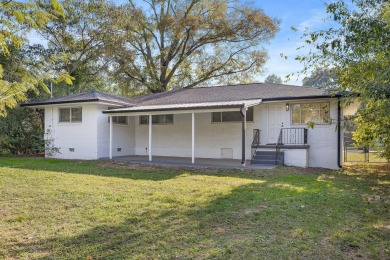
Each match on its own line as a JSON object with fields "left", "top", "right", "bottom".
{"left": 59, "top": 107, "right": 82, "bottom": 123}
{"left": 291, "top": 102, "right": 330, "bottom": 124}
{"left": 140, "top": 114, "right": 174, "bottom": 125}
{"left": 108, "top": 115, "right": 128, "bottom": 125}
{"left": 212, "top": 107, "right": 254, "bottom": 123}
{"left": 107, "top": 107, "right": 128, "bottom": 125}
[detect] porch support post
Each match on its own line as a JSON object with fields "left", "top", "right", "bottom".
{"left": 148, "top": 114, "right": 152, "bottom": 161}
{"left": 241, "top": 107, "right": 246, "bottom": 167}
{"left": 109, "top": 115, "right": 113, "bottom": 159}
{"left": 191, "top": 112, "right": 195, "bottom": 164}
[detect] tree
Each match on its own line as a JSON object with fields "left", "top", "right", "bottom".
{"left": 302, "top": 68, "right": 337, "bottom": 89}
{"left": 0, "top": 0, "right": 72, "bottom": 116}
{"left": 0, "top": 106, "right": 44, "bottom": 155}
{"left": 107, "top": 0, "right": 278, "bottom": 93}
{"left": 298, "top": 0, "right": 390, "bottom": 160}
{"left": 264, "top": 74, "right": 282, "bottom": 84}
{"left": 37, "top": 0, "right": 115, "bottom": 97}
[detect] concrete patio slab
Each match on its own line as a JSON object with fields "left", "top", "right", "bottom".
{"left": 103, "top": 155, "right": 277, "bottom": 169}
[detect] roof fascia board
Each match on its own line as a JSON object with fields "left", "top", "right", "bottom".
{"left": 21, "top": 99, "right": 131, "bottom": 108}
{"left": 103, "top": 107, "right": 244, "bottom": 116}
{"left": 261, "top": 95, "right": 340, "bottom": 102}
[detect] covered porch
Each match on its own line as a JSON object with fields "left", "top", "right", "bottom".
{"left": 104, "top": 99, "right": 262, "bottom": 167}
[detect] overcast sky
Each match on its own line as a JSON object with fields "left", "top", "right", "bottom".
{"left": 27, "top": 0, "right": 334, "bottom": 86}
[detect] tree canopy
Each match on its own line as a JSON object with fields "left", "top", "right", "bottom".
{"left": 108, "top": 0, "right": 279, "bottom": 93}
{"left": 0, "top": 0, "right": 72, "bottom": 116}
{"left": 298, "top": 0, "right": 390, "bottom": 159}
{"left": 264, "top": 74, "right": 282, "bottom": 84}
{"left": 302, "top": 68, "right": 337, "bottom": 89}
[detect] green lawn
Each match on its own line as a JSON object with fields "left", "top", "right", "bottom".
{"left": 0, "top": 158, "right": 389, "bottom": 259}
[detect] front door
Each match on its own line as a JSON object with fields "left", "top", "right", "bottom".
{"left": 268, "top": 104, "right": 285, "bottom": 144}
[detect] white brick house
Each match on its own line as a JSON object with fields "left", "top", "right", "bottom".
{"left": 23, "top": 83, "right": 356, "bottom": 169}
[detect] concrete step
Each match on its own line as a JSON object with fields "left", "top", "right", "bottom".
{"left": 255, "top": 151, "right": 284, "bottom": 156}
{"left": 252, "top": 159, "right": 283, "bottom": 165}
{"left": 252, "top": 150, "right": 284, "bottom": 165}
{"left": 253, "top": 156, "right": 282, "bottom": 161}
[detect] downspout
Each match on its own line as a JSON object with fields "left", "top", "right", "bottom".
{"left": 337, "top": 99, "right": 342, "bottom": 168}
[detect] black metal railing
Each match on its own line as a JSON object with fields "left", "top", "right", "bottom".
{"left": 251, "top": 129, "right": 261, "bottom": 162}
{"left": 279, "top": 128, "right": 308, "bottom": 145}
{"left": 276, "top": 128, "right": 308, "bottom": 164}
{"left": 275, "top": 129, "right": 283, "bottom": 164}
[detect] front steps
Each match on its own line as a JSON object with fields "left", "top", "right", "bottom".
{"left": 252, "top": 150, "right": 284, "bottom": 165}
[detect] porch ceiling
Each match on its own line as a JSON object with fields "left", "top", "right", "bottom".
{"left": 102, "top": 99, "right": 262, "bottom": 116}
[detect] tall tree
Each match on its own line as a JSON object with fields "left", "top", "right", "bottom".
{"left": 264, "top": 74, "right": 282, "bottom": 84}
{"left": 0, "top": 0, "right": 71, "bottom": 116}
{"left": 37, "top": 0, "right": 114, "bottom": 96}
{"left": 302, "top": 68, "right": 337, "bottom": 89}
{"left": 108, "top": 0, "right": 278, "bottom": 93}
{"left": 298, "top": 0, "right": 390, "bottom": 159}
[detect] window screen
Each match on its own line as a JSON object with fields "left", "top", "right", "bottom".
{"left": 212, "top": 107, "right": 254, "bottom": 123}
{"left": 140, "top": 114, "right": 174, "bottom": 125}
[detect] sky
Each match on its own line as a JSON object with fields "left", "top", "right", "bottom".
{"left": 254, "top": 0, "right": 334, "bottom": 85}
{"left": 27, "top": 0, "right": 334, "bottom": 86}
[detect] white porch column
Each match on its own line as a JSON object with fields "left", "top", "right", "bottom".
{"left": 148, "top": 114, "right": 152, "bottom": 161}
{"left": 241, "top": 107, "right": 246, "bottom": 167}
{"left": 109, "top": 116, "right": 113, "bottom": 159}
{"left": 191, "top": 112, "right": 195, "bottom": 164}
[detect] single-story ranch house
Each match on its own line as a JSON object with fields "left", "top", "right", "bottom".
{"left": 22, "top": 83, "right": 357, "bottom": 169}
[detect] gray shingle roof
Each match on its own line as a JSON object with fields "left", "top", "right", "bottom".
{"left": 128, "top": 83, "right": 333, "bottom": 106}
{"left": 22, "top": 90, "right": 133, "bottom": 107}
{"left": 23, "top": 83, "right": 337, "bottom": 109}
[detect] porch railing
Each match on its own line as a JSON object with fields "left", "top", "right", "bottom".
{"left": 251, "top": 129, "right": 260, "bottom": 162}
{"left": 278, "top": 128, "right": 308, "bottom": 145}
{"left": 276, "top": 128, "right": 308, "bottom": 164}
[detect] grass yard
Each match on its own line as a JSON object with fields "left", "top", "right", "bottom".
{"left": 0, "top": 158, "right": 389, "bottom": 259}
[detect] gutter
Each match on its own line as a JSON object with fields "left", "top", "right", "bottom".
{"left": 103, "top": 104, "right": 247, "bottom": 114}
{"left": 337, "top": 98, "right": 342, "bottom": 168}
{"left": 21, "top": 99, "right": 132, "bottom": 107}
{"left": 261, "top": 94, "right": 343, "bottom": 102}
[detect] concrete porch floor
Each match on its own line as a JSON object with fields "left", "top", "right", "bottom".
{"left": 105, "top": 155, "right": 277, "bottom": 169}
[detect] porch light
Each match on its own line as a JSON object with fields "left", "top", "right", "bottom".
{"left": 286, "top": 103, "right": 290, "bottom": 111}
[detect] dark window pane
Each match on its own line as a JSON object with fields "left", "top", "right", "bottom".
{"left": 222, "top": 111, "right": 241, "bottom": 122}
{"left": 212, "top": 112, "right": 221, "bottom": 122}
{"left": 140, "top": 115, "right": 148, "bottom": 124}
{"left": 59, "top": 108, "right": 70, "bottom": 122}
{"left": 117, "top": 116, "right": 127, "bottom": 124}
{"left": 166, "top": 114, "right": 173, "bottom": 124}
{"left": 140, "top": 114, "right": 173, "bottom": 125}
{"left": 71, "top": 108, "right": 82, "bottom": 122}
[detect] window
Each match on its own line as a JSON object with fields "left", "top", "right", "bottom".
{"left": 140, "top": 114, "right": 174, "bottom": 125}
{"left": 59, "top": 107, "right": 82, "bottom": 123}
{"left": 108, "top": 116, "right": 128, "bottom": 125}
{"left": 291, "top": 103, "right": 329, "bottom": 125}
{"left": 212, "top": 107, "right": 254, "bottom": 123}
{"left": 107, "top": 107, "right": 128, "bottom": 125}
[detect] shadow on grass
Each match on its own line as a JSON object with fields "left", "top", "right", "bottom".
{"left": 5, "top": 173, "right": 388, "bottom": 259}
{"left": 1, "top": 157, "right": 183, "bottom": 181}
{"left": 1, "top": 157, "right": 336, "bottom": 182}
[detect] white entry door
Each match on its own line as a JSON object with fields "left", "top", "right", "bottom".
{"left": 268, "top": 104, "right": 285, "bottom": 144}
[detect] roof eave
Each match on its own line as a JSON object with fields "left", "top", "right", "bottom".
{"left": 262, "top": 94, "right": 342, "bottom": 102}
{"left": 102, "top": 104, "right": 246, "bottom": 114}
{"left": 21, "top": 99, "right": 132, "bottom": 107}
